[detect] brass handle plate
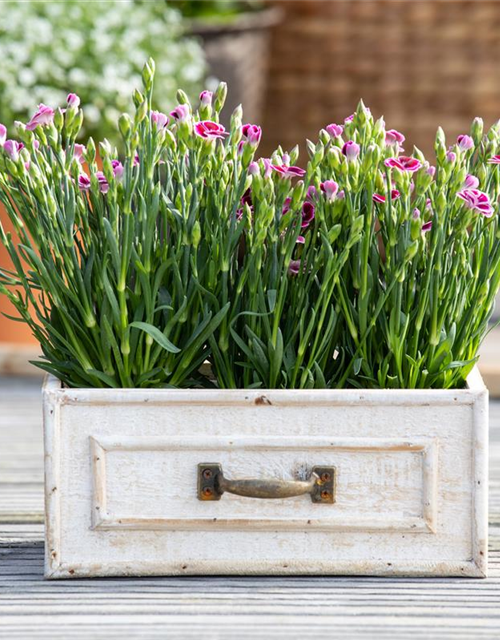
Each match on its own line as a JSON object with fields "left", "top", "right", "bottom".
{"left": 198, "top": 463, "right": 335, "bottom": 503}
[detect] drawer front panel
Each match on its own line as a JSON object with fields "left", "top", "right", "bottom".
{"left": 44, "top": 379, "right": 487, "bottom": 578}
{"left": 91, "top": 435, "right": 437, "bottom": 533}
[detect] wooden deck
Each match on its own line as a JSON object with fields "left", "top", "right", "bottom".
{"left": 1, "top": 376, "right": 500, "bottom": 638}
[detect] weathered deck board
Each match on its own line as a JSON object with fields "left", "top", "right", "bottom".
{"left": 1, "top": 377, "right": 500, "bottom": 639}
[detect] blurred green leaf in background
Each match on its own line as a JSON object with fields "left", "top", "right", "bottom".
{"left": 170, "top": 0, "right": 262, "bottom": 22}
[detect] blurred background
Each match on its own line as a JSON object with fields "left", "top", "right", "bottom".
{"left": 1, "top": 0, "right": 500, "bottom": 385}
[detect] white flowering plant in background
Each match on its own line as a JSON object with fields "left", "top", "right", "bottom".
{"left": 0, "top": 0, "right": 206, "bottom": 142}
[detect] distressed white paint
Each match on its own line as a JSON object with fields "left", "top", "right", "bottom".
{"left": 43, "top": 368, "right": 488, "bottom": 579}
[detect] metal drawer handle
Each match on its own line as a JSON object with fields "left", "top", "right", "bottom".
{"left": 198, "top": 463, "right": 335, "bottom": 503}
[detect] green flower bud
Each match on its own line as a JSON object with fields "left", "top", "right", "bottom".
{"left": 142, "top": 59, "right": 155, "bottom": 90}
{"left": 70, "top": 110, "right": 84, "bottom": 139}
{"left": 135, "top": 100, "right": 148, "bottom": 125}
{"left": 356, "top": 99, "right": 369, "bottom": 125}
{"left": 230, "top": 104, "right": 243, "bottom": 133}
{"left": 372, "top": 116, "right": 386, "bottom": 145}
{"left": 436, "top": 190, "right": 447, "bottom": 213}
{"left": 289, "top": 145, "right": 300, "bottom": 165}
{"left": 6, "top": 159, "right": 18, "bottom": 177}
{"left": 312, "top": 142, "right": 325, "bottom": 167}
{"left": 477, "top": 164, "right": 487, "bottom": 184}
{"left": 362, "top": 143, "right": 380, "bottom": 172}
{"left": 328, "top": 146, "right": 342, "bottom": 171}
{"left": 102, "top": 156, "right": 114, "bottom": 183}
{"left": 290, "top": 180, "right": 305, "bottom": 209}
{"left": 471, "top": 117, "right": 484, "bottom": 145}
{"left": 54, "top": 109, "right": 64, "bottom": 133}
{"left": 85, "top": 138, "right": 96, "bottom": 164}
{"left": 306, "top": 139, "right": 316, "bottom": 159}
{"left": 14, "top": 122, "right": 29, "bottom": 145}
{"left": 191, "top": 220, "right": 201, "bottom": 248}
{"left": 163, "top": 128, "right": 177, "bottom": 149}
{"left": 119, "top": 113, "right": 132, "bottom": 140}
{"left": 46, "top": 124, "right": 59, "bottom": 147}
{"left": 176, "top": 88, "right": 190, "bottom": 106}
{"left": 214, "top": 82, "right": 227, "bottom": 114}
{"left": 404, "top": 240, "right": 418, "bottom": 262}
{"left": 132, "top": 89, "right": 144, "bottom": 108}
{"left": 435, "top": 126, "right": 446, "bottom": 148}
{"left": 413, "top": 146, "right": 426, "bottom": 163}
{"left": 47, "top": 192, "right": 57, "bottom": 217}
{"left": 487, "top": 120, "right": 500, "bottom": 142}
{"left": 319, "top": 129, "right": 330, "bottom": 145}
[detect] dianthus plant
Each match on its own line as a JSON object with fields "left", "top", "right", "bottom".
{"left": 0, "top": 59, "right": 499, "bottom": 389}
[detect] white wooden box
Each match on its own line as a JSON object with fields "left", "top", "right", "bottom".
{"left": 43, "top": 368, "right": 488, "bottom": 579}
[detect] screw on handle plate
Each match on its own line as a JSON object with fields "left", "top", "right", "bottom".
{"left": 197, "top": 464, "right": 335, "bottom": 503}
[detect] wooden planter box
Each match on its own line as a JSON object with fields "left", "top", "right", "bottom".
{"left": 43, "top": 368, "right": 488, "bottom": 579}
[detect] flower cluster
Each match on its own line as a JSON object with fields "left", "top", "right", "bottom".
{"left": 1, "top": 60, "right": 499, "bottom": 391}
{"left": 0, "top": 1, "right": 205, "bottom": 141}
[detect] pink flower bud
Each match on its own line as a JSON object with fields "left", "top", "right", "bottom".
{"left": 488, "top": 155, "right": 500, "bottom": 164}
{"left": 412, "top": 207, "right": 421, "bottom": 219}
{"left": 199, "top": 91, "right": 213, "bottom": 107}
{"left": 326, "top": 123, "right": 343, "bottom": 138}
{"left": 26, "top": 104, "right": 54, "bottom": 131}
{"left": 66, "top": 93, "right": 80, "bottom": 108}
{"left": 241, "top": 124, "right": 262, "bottom": 147}
{"left": 296, "top": 235, "right": 305, "bottom": 244}
{"left": 446, "top": 151, "right": 456, "bottom": 164}
{"left": 150, "top": 110, "right": 168, "bottom": 129}
{"left": 96, "top": 171, "right": 109, "bottom": 194}
{"left": 282, "top": 197, "right": 291, "bottom": 216}
{"left": 73, "top": 144, "right": 86, "bottom": 164}
{"left": 457, "top": 134, "right": 474, "bottom": 151}
{"left": 288, "top": 259, "right": 302, "bottom": 275}
{"left": 422, "top": 221, "right": 433, "bottom": 233}
{"left": 301, "top": 201, "right": 315, "bottom": 228}
{"left": 426, "top": 165, "right": 436, "bottom": 178}
{"left": 78, "top": 173, "right": 91, "bottom": 191}
{"left": 169, "top": 105, "right": 190, "bottom": 122}
{"left": 463, "top": 174, "right": 479, "bottom": 189}
{"left": 342, "top": 140, "right": 360, "bottom": 161}
{"left": 0, "top": 124, "right": 6, "bottom": 146}
{"left": 320, "top": 180, "right": 339, "bottom": 201}
{"left": 112, "top": 159, "right": 124, "bottom": 180}
{"left": 385, "top": 129, "right": 405, "bottom": 146}
{"left": 262, "top": 158, "right": 273, "bottom": 179}
{"left": 3, "top": 139, "right": 23, "bottom": 161}
{"left": 248, "top": 161, "right": 260, "bottom": 176}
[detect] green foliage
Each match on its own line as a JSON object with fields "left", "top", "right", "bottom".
{"left": 170, "top": 0, "right": 262, "bottom": 20}
{"left": 0, "top": 1, "right": 206, "bottom": 143}
{"left": 1, "top": 62, "right": 500, "bottom": 389}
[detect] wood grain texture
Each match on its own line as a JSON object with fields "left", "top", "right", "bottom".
{"left": 43, "top": 371, "right": 487, "bottom": 578}
{"left": 262, "top": 0, "right": 500, "bottom": 162}
{"left": 1, "top": 375, "right": 500, "bottom": 637}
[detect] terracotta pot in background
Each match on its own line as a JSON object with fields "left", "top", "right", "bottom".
{"left": 0, "top": 203, "right": 38, "bottom": 346}
{"left": 187, "top": 7, "right": 282, "bottom": 127}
